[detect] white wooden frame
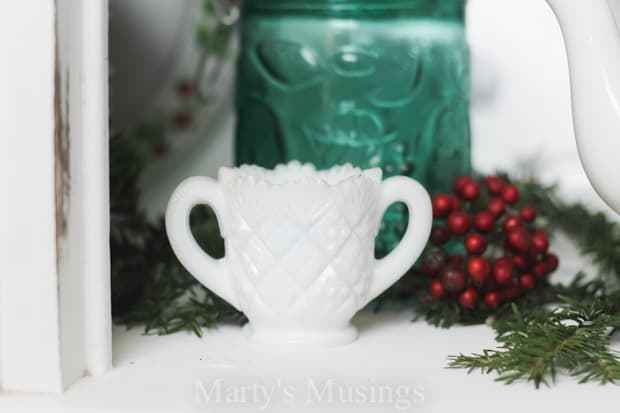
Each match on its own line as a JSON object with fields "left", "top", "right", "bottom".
{"left": 0, "top": 0, "right": 111, "bottom": 393}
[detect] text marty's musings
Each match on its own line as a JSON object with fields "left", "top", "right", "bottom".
{"left": 195, "top": 378, "right": 425, "bottom": 410}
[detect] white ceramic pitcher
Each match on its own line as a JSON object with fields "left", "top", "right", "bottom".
{"left": 547, "top": 0, "right": 620, "bottom": 213}
{"left": 165, "top": 162, "right": 432, "bottom": 346}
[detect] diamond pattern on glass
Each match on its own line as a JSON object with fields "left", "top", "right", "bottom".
{"left": 236, "top": 235, "right": 276, "bottom": 278}
{"left": 307, "top": 206, "right": 351, "bottom": 258}
{"left": 257, "top": 213, "right": 303, "bottom": 255}
{"left": 279, "top": 237, "right": 327, "bottom": 290}
{"left": 255, "top": 265, "right": 304, "bottom": 315}
{"left": 308, "top": 265, "right": 355, "bottom": 313}
{"left": 331, "top": 234, "right": 366, "bottom": 286}
{"left": 222, "top": 165, "right": 381, "bottom": 316}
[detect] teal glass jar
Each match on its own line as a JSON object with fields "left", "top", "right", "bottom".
{"left": 236, "top": 0, "right": 471, "bottom": 252}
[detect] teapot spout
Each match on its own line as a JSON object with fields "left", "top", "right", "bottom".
{"left": 547, "top": 0, "right": 620, "bottom": 212}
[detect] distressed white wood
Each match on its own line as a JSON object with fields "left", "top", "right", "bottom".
{"left": 0, "top": 0, "right": 111, "bottom": 393}
{"left": 0, "top": 0, "right": 64, "bottom": 394}
{"left": 55, "top": 0, "right": 111, "bottom": 386}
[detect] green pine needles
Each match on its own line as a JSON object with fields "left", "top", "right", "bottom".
{"left": 449, "top": 296, "right": 620, "bottom": 387}
{"left": 110, "top": 135, "right": 244, "bottom": 335}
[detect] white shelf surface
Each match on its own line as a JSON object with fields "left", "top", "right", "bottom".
{"left": 1, "top": 236, "right": 619, "bottom": 412}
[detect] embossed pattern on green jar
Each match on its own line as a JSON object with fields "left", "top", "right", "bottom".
{"left": 236, "top": 0, "right": 471, "bottom": 252}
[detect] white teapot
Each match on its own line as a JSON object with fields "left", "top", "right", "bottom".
{"left": 548, "top": 0, "right": 620, "bottom": 212}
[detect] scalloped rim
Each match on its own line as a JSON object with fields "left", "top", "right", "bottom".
{"left": 218, "top": 161, "right": 382, "bottom": 186}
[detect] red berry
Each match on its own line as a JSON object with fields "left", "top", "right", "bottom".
{"left": 447, "top": 211, "right": 471, "bottom": 235}
{"left": 484, "top": 291, "right": 502, "bottom": 309}
{"left": 458, "top": 287, "right": 479, "bottom": 309}
{"left": 527, "top": 244, "right": 540, "bottom": 263}
{"left": 495, "top": 270, "right": 513, "bottom": 287}
{"left": 545, "top": 253, "right": 559, "bottom": 273}
{"left": 461, "top": 181, "right": 481, "bottom": 201}
{"left": 152, "top": 141, "right": 169, "bottom": 158}
{"left": 520, "top": 205, "right": 537, "bottom": 222}
{"left": 501, "top": 185, "right": 520, "bottom": 204}
{"left": 439, "top": 267, "right": 468, "bottom": 293}
{"left": 473, "top": 211, "right": 495, "bottom": 233}
{"left": 174, "top": 110, "right": 193, "bottom": 129}
{"left": 420, "top": 260, "right": 440, "bottom": 277}
{"left": 519, "top": 273, "right": 536, "bottom": 290}
{"left": 512, "top": 256, "right": 527, "bottom": 270}
{"left": 420, "top": 262, "right": 437, "bottom": 277}
{"left": 420, "top": 248, "right": 448, "bottom": 277}
{"left": 428, "top": 279, "right": 446, "bottom": 299}
{"left": 465, "top": 233, "right": 487, "bottom": 255}
{"left": 453, "top": 176, "right": 474, "bottom": 196}
{"left": 430, "top": 226, "right": 451, "bottom": 245}
{"left": 531, "top": 230, "right": 549, "bottom": 253}
{"left": 448, "top": 254, "right": 466, "bottom": 267}
{"left": 468, "top": 256, "right": 491, "bottom": 283}
{"left": 487, "top": 198, "right": 506, "bottom": 218}
{"left": 502, "top": 215, "right": 521, "bottom": 232}
{"left": 501, "top": 283, "right": 521, "bottom": 300}
{"left": 494, "top": 257, "right": 512, "bottom": 267}
{"left": 493, "top": 258, "right": 514, "bottom": 285}
{"left": 176, "top": 81, "right": 194, "bottom": 98}
{"left": 450, "top": 195, "right": 462, "bottom": 211}
{"left": 485, "top": 176, "right": 506, "bottom": 195}
{"left": 533, "top": 262, "right": 548, "bottom": 279}
{"left": 432, "top": 194, "right": 453, "bottom": 219}
{"left": 507, "top": 227, "right": 531, "bottom": 253}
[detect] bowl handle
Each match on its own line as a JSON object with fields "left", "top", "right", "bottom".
{"left": 165, "top": 176, "right": 240, "bottom": 310}
{"left": 366, "top": 176, "right": 432, "bottom": 304}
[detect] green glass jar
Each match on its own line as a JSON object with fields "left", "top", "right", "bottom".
{"left": 236, "top": 0, "right": 471, "bottom": 252}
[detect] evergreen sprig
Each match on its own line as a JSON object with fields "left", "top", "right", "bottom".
{"left": 448, "top": 296, "right": 620, "bottom": 388}
{"left": 110, "top": 134, "right": 244, "bottom": 334}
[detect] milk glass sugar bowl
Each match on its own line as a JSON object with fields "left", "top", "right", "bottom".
{"left": 166, "top": 162, "right": 432, "bottom": 346}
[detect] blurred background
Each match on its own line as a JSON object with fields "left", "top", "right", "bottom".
{"left": 109, "top": 0, "right": 619, "bottom": 218}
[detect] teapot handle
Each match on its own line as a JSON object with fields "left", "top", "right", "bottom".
{"left": 165, "top": 176, "right": 240, "bottom": 310}
{"left": 367, "top": 176, "right": 432, "bottom": 303}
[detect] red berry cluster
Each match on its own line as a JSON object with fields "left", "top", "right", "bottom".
{"left": 150, "top": 80, "right": 196, "bottom": 158}
{"left": 422, "top": 175, "right": 559, "bottom": 310}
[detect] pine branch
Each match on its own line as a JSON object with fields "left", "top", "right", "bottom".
{"left": 110, "top": 133, "right": 244, "bottom": 333}
{"left": 112, "top": 213, "right": 246, "bottom": 334}
{"left": 448, "top": 296, "right": 620, "bottom": 388}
